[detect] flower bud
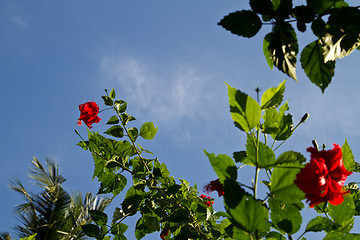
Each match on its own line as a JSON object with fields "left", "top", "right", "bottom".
{"left": 312, "top": 140, "right": 318, "bottom": 150}
{"left": 300, "top": 113, "right": 309, "bottom": 123}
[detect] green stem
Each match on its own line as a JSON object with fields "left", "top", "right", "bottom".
{"left": 254, "top": 130, "right": 260, "bottom": 199}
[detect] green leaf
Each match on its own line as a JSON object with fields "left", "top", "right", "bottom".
{"left": 227, "top": 194, "right": 270, "bottom": 233}
{"left": 204, "top": 150, "right": 237, "bottom": 182}
{"left": 118, "top": 102, "right": 127, "bottom": 113}
{"left": 323, "top": 231, "right": 360, "bottom": 240}
{"left": 89, "top": 210, "right": 108, "bottom": 226}
{"left": 324, "top": 8, "right": 360, "bottom": 62}
{"left": 77, "top": 140, "right": 89, "bottom": 150}
{"left": 265, "top": 23, "right": 298, "bottom": 80}
{"left": 121, "top": 113, "right": 135, "bottom": 125}
{"left": 20, "top": 234, "right": 37, "bottom": 240}
{"left": 300, "top": 40, "right": 335, "bottom": 92}
{"left": 305, "top": 216, "right": 340, "bottom": 232}
{"left": 102, "top": 95, "right": 113, "bottom": 106}
{"left": 274, "top": 151, "right": 306, "bottom": 166}
{"left": 122, "top": 194, "right": 143, "bottom": 214}
{"left": 261, "top": 79, "right": 286, "bottom": 110}
{"left": 342, "top": 139, "right": 360, "bottom": 172}
{"left": 218, "top": 10, "right": 262, "bottom": 38}
{"left": 105, "top": 125, "right": 124, "bottom": 138}
{"left": 266, "top": 231, "right": 286, "bottom": 240}
{"left": 139, "top": 122, "right": 158, "bottom": 140}
{"left": 271, "top": 166, "right": 305, "bottom": 203}
{"left": 98, "top": 173, "right": 127, "bottom": 196}
{"left": 262, "top": 109, "right": 280, "bottom": 134}
{"left": 263, "top": 34, "right": 274, "bottom": 70}
{"left": 328, "top": 194, "right": 355, "bottom": 226}
{"left": 109, "top": 88, "right": 116, "bottom": 99}
{"left": 270, "top": 102, "right": 293, "bottom": 140}
{"left": 233, "top": 151, "right": 248, "bottom": 164}
{"left": 107, "top": 116, "right": 120, "bottom": 125}
{"left": 269, "top": 197, "right": 302, "bottom": 234}
{"left": 226, "top": 83, "right": 262, "bottom": 132}
{"left": 81, "top": 224, "right": 101, "bottom": 238}
{"left": 111, "top": 222, "right": 129, "bottom": 235}
{"left": 128, "top": 127, "right": 138, "bottom": 140}
{"left": 246, "top": 134, "right": 276, "bottom": 169}
{"left": 112, "top": 207, "right": 124, "bottom": 224}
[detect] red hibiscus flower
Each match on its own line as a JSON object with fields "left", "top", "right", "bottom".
{"left": 160, "top": 226, "right": 169, "bottom": 239}
{"left": 294, "top": 144, "right": 352, "bottom": 208}
{"left": 78, "top": 102, "right": 101, "bottom": 129}
{"left": 200, "top": 194, "right": 213, "bottom": 207}
{"left": 203, "top": 179, "right": 224, "bottom": 197}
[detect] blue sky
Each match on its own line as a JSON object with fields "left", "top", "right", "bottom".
{"left": 1, "top": 1, "right": 360, "bottom": 239}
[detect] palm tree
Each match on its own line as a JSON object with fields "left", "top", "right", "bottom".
{"left": 6, "top": 157, "right": 111, "bottom": 240}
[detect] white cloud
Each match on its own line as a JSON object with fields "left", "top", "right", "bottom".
{"left": 100, "top": 56, "right": 216, "bottom": 131}
{"left": 12, "top": 16, "right": 28, "bottom": 28}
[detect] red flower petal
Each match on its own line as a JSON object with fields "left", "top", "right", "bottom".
{"left": 78, "top": 101, "right": 101, "bottom": 129}
{"left": 295, "top": 144, "right": 352, "bottom": 208}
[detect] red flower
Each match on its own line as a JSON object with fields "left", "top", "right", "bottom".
{"left": 200, "top": 194, "right": 213, "bottom": 207}
{"left": 203, "top": 179, "right": 224, "bottom": 197}
{"left": 294, "top": 144, "right": 352, "bottom": 208}
{"left": 78, "top": 102, "right": 101, "bottom": 129}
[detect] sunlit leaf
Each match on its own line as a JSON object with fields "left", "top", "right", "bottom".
{"left": 139, "top": 122, "right": 158, "bottom": 140}
{"left": 261, "top": 79, "right": 286, "bottom": 109}
{"left": 227, "top": 83, "right": 261, "bottom": 132}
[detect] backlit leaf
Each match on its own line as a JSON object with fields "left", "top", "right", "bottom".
{"left": 139, "top": 122, "right": 158, "bottom": 140}
{"left": 218, "top": 10, "right": 262, "bottom": 38}
{"left": 227, "top": 83, "right": 261, "bottom": 132}
{"left": 300, "top": 40, "right": 335, "bottom": 92}
{"left": 261, "top": 79, "right": 286, "bottom": 109}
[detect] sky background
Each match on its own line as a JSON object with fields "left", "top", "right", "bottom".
{"left": 1, "top": 1, "right": 360, "bottom": 239}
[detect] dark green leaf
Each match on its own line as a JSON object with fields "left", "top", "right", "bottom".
{"left": 121, "top": 113, "right": 136, "bottom": 125}
{"left": 107, "top": 116, "right": 120, "bottom": 125}
{"left": 204, "top": 150, "right": 237, "bottom": 182}
{"left": 112, "top": 207, "right": 124, "bottom": 224}
{"left": 218, "top": 10, "right": 262, "bottom": 38}
{"left": 102, "top": 95, "right": 113, "bottom": 106}
{"left": 227, "top": 83, "right": 261, "bottom": 132}
{"left": 250, "top": 0, "right": 273, "bottom": 15}
{"left": 89, "top": 210, "right": 108, "bottom": 226}
{"left": 300, "top": 40, "right": 335, "bottom": 92}
{"left": 311, "top": 17, "right": 326, "bottom": 37}
{"left": 307, "top": 0, "right": 336, "bottom": 14}
{"left": 118, "top": 102, "right": 127, "bottom": 113}
{"left": 122, "top": 194, "right": 143, "bottom": 214}
{"left": 271, "top": 166, "right": 305, "bottom": 203}
{"left": 105, "top": 125, "right": 124, "bottom": 138}
{"left": 265, "top": 23, "right": 298, "bottom": 80}
{"left": 128, "top": 127, "right": 138, "bottom": 140}
{"left": 227, "top": 194, "right": 270, "bottom": 233}
{"left": 233, "top": 151, "right": 248, "bottom": 163}
{"left": 261, "top": 79, "right": 286, "bottom": 110}
{"left": 305, "top": 216, "right": 340, "bottom": 232}
{"left": 139, "top": 122, "right": 158, "bottom": 140}
{"left": 263, "top": 34, "right": 274, "bottom": 70}
{"left": 81, "top": 224, "right": 100, "bottom": 238}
